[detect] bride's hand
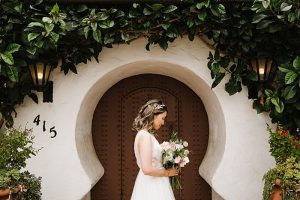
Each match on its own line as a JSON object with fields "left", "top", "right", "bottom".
{"left": 166, "top": 167, "right": 179, "bottom": 177}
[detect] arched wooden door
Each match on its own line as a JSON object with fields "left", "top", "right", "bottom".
{"left": 91, "top": 74, "right": 211, "bottom": 200}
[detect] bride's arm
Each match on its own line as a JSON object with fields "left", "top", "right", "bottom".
{"left": 138, "top": 133, "right": 178, "bottom": 177}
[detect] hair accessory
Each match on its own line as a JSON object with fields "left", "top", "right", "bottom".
{"left": 154, "top": 104, "right": 165, "bottom": 110}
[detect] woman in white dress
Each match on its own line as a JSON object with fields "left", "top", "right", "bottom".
{"left": 131, "top": 99, "right": 179, "bottom": 200}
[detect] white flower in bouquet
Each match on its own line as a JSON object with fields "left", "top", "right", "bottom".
{"left": 183, "top": 141, "right": 188, "bottom": 147}
{"left": 174, "top": 156, "right": 182, "bottom": 164}
{"left": 175, "top": 144, "right": 184, "bottom": 150}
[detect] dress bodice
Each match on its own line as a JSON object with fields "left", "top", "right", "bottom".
{"left": 134, "top": 130, "right": 163, "bottom": 169}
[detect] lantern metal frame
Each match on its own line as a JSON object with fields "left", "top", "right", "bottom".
{"left": 248, "top": 57, "right": 274, "bottom": 99}
{"left": 250, "top": 57, "right": 273, "bottom": 82}
{"left": 28, "top": 62, "right": 53, "bottom": 103}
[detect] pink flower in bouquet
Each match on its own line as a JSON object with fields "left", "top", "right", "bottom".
{"left": 184, "top": 149, "right": 189, "bottom": 155}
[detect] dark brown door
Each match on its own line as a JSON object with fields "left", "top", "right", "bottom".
{"left": 91, "top": 74, "right": 211, "bottom": 200}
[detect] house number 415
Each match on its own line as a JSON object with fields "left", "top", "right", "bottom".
{"left": 33, "top": 115, "right": 57, "bottom": 138}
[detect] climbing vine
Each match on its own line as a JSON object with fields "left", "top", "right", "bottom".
{"left": 0, "top": 0, "right": 299, "bottom": 135}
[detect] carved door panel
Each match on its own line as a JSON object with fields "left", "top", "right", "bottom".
{"left": 92, "top": 74, "right": 211, "bottom": 200}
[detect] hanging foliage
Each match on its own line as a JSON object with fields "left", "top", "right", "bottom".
{"left": 0, "top": 0, "right": 299, "bottom": 135}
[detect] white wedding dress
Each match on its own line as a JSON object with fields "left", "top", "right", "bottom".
{"left": 131, "top": 130, "right": 175, "bottom": 200}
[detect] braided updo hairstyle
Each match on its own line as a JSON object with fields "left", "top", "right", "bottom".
{"left": 132, "top": 99, "right": 168, "bottom": 134}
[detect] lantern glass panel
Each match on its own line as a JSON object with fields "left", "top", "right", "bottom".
{"left": 29, "top": 64, "right": 37, "bottom": 85}
{"left": 44, "top": 64, "right": 52, "bottom": 83}
{"left": 36, "top": 62, "right": 44, "bottom": 86}
{"left": 258, "top": 58, "right": 266, "bottom": 81}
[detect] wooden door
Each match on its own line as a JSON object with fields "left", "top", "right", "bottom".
{"left": 91, "top": 74, "right": 211, "bottom": 200}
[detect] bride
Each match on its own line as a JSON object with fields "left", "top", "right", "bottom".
{"left": 131, "top": 99, "right": 179, "bottom": 200}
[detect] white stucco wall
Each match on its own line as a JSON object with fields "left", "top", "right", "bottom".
{"left": 13, "top": 37, "right": 275, "bottom": 200}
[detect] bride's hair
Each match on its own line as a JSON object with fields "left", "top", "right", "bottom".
{"left": 132, "top": 99, "right": 168, "bottom": 134}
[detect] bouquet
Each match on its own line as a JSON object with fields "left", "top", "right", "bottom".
{"left": 161, "top": 131, "right": 190, "bottom": 190}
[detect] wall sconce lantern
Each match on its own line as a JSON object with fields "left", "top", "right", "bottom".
{"left": 248, "top": 57, "right": 273, "bottom": 99}
{"left": 28, "top": 62, "right": 53, "bottom": 103}
{"left": 250, "top": 57, "right": 273, "bottom": 82}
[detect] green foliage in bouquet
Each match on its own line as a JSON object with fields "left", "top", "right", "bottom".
{"left": 0, "top": 128, "right": 42, "bottom": 200}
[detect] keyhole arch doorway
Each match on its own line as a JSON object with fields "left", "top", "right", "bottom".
{"left": 91, "top": 74, "right": 211, "bottom": 200}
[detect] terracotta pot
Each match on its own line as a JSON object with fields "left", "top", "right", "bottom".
{"left": 295, "top": 184, "right": 300, "bottom": 192}
{"left": 271, "top": 185, "right": 282, "bottom": 200}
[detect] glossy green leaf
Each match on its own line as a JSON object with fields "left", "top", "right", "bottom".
{"left": 91, "top": 22, "right": 97, "bottom": 32}
{"left": 292, "top": 56, "right": 300, "bottom": 71}
{"left": 283, "top": 85, "right": 297, "bottom": 100}
{"left": 265, "top": 89, "right": 274, "bottom": 97}
{"left": 280, "top": 3, "right": 292, "bottom": 12}
{"left": 99, "top": 20, "right": 114, "bottom": 29}
{"left": 251, "top": 3, "right": 261, "bottom": 11}
{"left": 14, "top": 2, "right": 22, "bottom": 13}
{"left": 0, "top": 53, "right": 14, "bottom": 65}
{"left": 271, "top": 97, "right": 284, "bottom": 113}
{"left": 197, "top": 0, "right": 210, "bottom": 9}
{"left": 198, "top": 11, "right": 207, "bottom": 21}
{"left": 217, "top": 4, "right": 226, "bottom": 15}
{"left": 133, "top": 3, "right": 139, "bottom": 8}
{"left": 44, "top": 23, "right": 55, "bottom": 36}
{"left": 225, "top": 79, "right": 242, "bottom": 95}
{"left": 97, "top": 12, "right": 109, "bottom": 21}
{"left": 42, "top": 17, "right": 52, "bottom": 24}
{"left": 166, "top": 31, "right": 177, "bottom": 38}
{"left": 51, "top": 3, "right": 60, "bottom": 14}
{"left": 159, "top": 40, "right": 168, "bottom": 51}
{"left": 211, "top": 63, "right": 220, "bottom": 74}
{"left": 27, "top": 33, "right": 40, "bottom": 42}
{"left": 6, "top": 65, "right": 18, "bottom": 82}
{"left": 35, "top": 41, "right": 44, "bottom": 48}
{"left": 162, "top": 23, "right": 170, "bottom": 30}
{"left": 5, "top": 43, "right": 21, "bottom": 54}
{"left": 162, "top": 5, "right": 177, "bottom": 13}
{"left": 212, "top": 73, "right": 225, "bottom": 88}
{"left": 143, "top": 7, "right": 152, "bottom": 15}
{"left": 50, "top": 32, "right": 59, "bottom": 43}
{"left": 26, "top": 47, "right": 37, "bottom": 55}
{"left": 187, "top": 18, "right": 194, "bottom": 28}
{"left": 27, "top": 22, "right": 44, "bottom": 28}
{"left": 84, "top": 26, "right": 90, "bottom": 39}
{"left": 252, "top": 14, "right": 268, "bottom": 23}
{"left": 151, "top": 4, "right": 163, "bottom": 11}
{"left": 288, "top": 13, "right": 296, "bottom": 22}
{"left": 262, "top": 0, "right": 270, "bottom": 9}
{"left": 103, "top": 34, "right": 114, "bottom": 44}
{"left": 279, "top": 64, "right": 292, "bottom": 73}
{"left": 285, "top": 71, "right": 297, "bottom": 85}
{"left": 93, "top": 30, "right": 101, "bottom": 43}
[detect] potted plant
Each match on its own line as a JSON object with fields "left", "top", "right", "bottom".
{"left": 0, "top": 128, "right": 42, "bottom": 200}
{"left": 263, "top": 125, "right": 300, "bottom": 200}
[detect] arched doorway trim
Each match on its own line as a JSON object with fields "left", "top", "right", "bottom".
{"left": 74, "top": 60, "right": 226, "bottom": 197}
